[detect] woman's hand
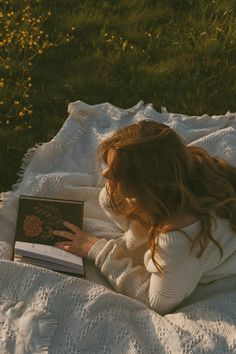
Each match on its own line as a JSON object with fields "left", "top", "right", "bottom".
{"left": 52, "top": 221, "right": 98, "bottom": 257}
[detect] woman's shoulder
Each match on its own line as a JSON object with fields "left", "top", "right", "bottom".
{"left": 164, "top": 214, "right": 199, "bottom": 231}
{"left": 158, "top": 213, "right": 234, "bottom": 247}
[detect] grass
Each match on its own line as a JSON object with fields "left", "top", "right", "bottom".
{"left": 0, "top": 0, "right": 236, "bottom": 192}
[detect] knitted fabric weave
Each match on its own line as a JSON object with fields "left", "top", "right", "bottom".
{"left": 0, "top": 100, "right": 236, "bottom": 353}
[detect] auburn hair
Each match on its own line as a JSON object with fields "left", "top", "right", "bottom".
{"left": 97, "top": 120, "right": 236, "bottom": 276}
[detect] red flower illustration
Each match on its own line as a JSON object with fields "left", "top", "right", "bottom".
{"left": 23, "top": 214, "right": 43, "bottom": 237}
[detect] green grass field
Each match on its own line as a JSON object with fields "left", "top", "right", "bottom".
{"left": 1, "top": 0, "right": 236, "bottom": 192}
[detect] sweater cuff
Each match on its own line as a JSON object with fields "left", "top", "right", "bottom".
{"left": 87, "top": 238, "right": 108, "bottom": 261}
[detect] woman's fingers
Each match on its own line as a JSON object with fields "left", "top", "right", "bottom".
{"left": 63, "top": 221, "right": 80, "bottom": 233}
{"left": 52, "top": 222, "right": 82, "bottom": 241}
{"left": 52, "top": 223, "right": 99, "bottom": 257}
{"left": 52, "top": 230, "right": 75, "bottom": 240}
{"left": 56, "top": 242, "right": 74, "bottom": 252}
{"left": 55, "top": 241, "right": 72, "bottom": 247}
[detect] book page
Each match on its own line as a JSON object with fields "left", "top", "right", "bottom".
{"left": 15, "top": 241, "right": 83, "bottom": 268}
{"left": 14, "top": 254, "right": 84, "bottom": 274}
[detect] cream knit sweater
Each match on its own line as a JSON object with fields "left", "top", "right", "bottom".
{"left": 88, "top": 187, "right": 236, "bottom": 315}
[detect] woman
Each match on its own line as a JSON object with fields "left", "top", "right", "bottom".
{"left": 52, "top": 120, "right": 236, "bottom": 315}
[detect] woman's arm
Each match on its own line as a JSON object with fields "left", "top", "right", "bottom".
{"left": 88, "top": 230, "right": 202, "bottom": 315}
{"left": 53, "top": 220, "right": 203, "bottom": 314}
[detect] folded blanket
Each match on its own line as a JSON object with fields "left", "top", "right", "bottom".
{"left": 0, "top": 100, "right": 236, "bottom": 353}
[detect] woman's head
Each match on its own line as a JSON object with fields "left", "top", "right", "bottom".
{"left": 97, "top": 119, "right": 236, "bottom": 274}
{"left": 98, "top": 120, "right": 194, "bottom": 224}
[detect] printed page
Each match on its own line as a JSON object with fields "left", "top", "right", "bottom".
{"left": 14, "top": 254, "right": 84, "bottom": 274}
{"left": 15, "top": 241, "right": 83, "bottom": 268}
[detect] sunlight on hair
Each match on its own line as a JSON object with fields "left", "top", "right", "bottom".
{"left": 97, "top": 120, "right": 236, "bottom": 275}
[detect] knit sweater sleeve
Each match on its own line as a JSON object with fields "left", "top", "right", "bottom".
{"left": 88, "top": 226, "right": 203, "bottom": 315}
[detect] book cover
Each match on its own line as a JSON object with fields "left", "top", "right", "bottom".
{"left": 15, "top": 195, "right": 84, "bottom": 245}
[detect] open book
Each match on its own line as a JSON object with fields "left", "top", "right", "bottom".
{"left": 14, "top": 241, "right": 84, "bottom": 276}
{"left": 14, "top": 195, "right": 85, "bottom": 277}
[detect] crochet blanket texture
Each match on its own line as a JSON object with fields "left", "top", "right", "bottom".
{"left": 0, "top": 100, "right": 236, "bottom": 354}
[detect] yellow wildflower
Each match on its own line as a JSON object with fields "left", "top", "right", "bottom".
{"left": 0, "top": 80, "right": 5, "bottom": 88}
{"left": 122, "top": 40, "right": 128, "bottom": 50}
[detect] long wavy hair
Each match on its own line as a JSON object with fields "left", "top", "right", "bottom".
{"left": 97, "top": 120, "right": 236, "bottom": 276}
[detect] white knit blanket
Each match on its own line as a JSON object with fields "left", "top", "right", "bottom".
{"left": 1, "top": 100, "right": 236, "bottom": 353}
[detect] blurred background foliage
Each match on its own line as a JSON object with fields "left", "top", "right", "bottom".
{"left": 0, "top": 0, "right": 236, "bottom": 191}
